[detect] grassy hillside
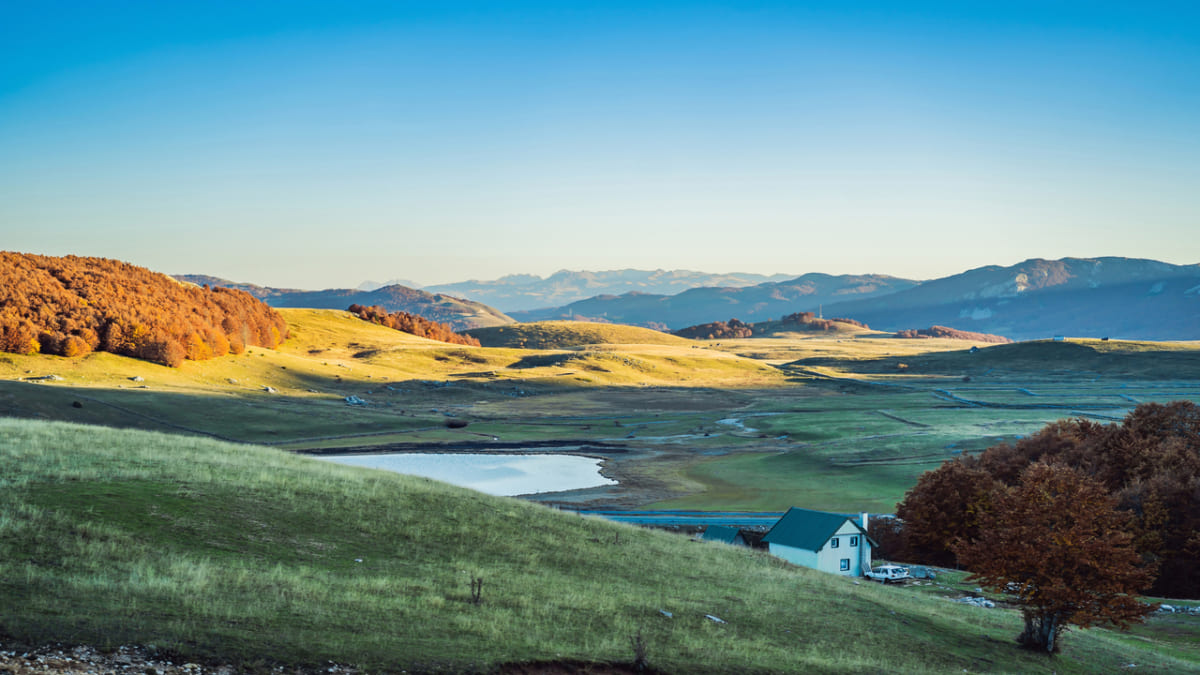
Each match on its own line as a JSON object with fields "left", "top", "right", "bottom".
{"left": 814, "top": 338, "right": 1200, "bottom": 380}
{"left": 0, "top": 310, "right": 782, "bottom": 446}
{"left": 2, "top": 417, "right": 1195, "bottom": 673}
{"left": 470, "top": 321, "right": 691, "bottom": 349}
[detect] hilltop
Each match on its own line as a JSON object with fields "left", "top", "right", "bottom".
{"left": 2, "top": 417, "right": 1193, "bottom": 674}
{"left": 0, "top": 253, "right": 287, "bottom": 367}
{"left": 470, "top": 320, "right": 689, "bottom": 349}
{"left": 173, "top": 275, "right": 512, "bottom": 332}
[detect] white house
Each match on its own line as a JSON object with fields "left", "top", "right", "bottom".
{"left": 761, "top": 507, "right": 875, "bottom": 577}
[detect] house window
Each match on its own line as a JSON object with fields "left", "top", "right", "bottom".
{"left": 840, "top": 558, "right": 850, "bottom": 571}
{"left": 830, "top": 537, "right": 839, "bottom": 548}
{"left": 850, "top": 536, "right": 859, "bottom": 547}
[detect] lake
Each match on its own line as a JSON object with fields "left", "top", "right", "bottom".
{"left": 314, "top": 452, "right": 616, "bottom": 496}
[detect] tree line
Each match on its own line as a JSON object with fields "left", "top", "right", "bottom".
{"left": 875, "top": 402, "right": 1200, "bottom": 651}
{"left": 672, "top": 312, "right": 869, "bottom": 340}
{"left": 347, "top": 304, "right": 481, "bottom": 346}
{"left": 894, "top": 325, "right": 1011, "bottom": 343}
{"left": 0, "top": 253, "right": 289, "bottom": 367}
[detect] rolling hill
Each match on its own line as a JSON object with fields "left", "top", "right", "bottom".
{"left": 3, "top": 416, "right": 1194, "bottom": 674}
{"left": 173, "top": 275, "right": 513, "bottom": 331}
{"left": 470, "top": 320, "right": 690, "bottom": 349}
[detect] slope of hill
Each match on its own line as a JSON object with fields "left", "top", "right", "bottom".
{"left": 423, "top": 268, "right": 796, "bottom": 312}
{"left": 1, "top": 253, "right": 288, "bottom": 367}
{"left": 3, "top": 417, "right": 1192, "bottom": 674}
{"left": 511, "top": 273, "right": 919, "bottom": 329}
{"left": 469, "top": 320, "right": 689, "bottom": 349}
{"left": 822, "top": 257, "right": 1200, "bottom": 341}
{"left": 173, "top": 275, "right": 513, "bottom": 331}
{"left": 673, "top": 313, "right": 873, "bottom": 340}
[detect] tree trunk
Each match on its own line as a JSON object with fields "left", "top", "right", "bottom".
{"left": 1019, "top": 612, "right": 1063, "bottom": 654}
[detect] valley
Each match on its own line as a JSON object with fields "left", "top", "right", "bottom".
{"left": 3, "top": 308, "right": 1197, "bottom": 514}
{"left": 4, "top": 307, "right": 1200, "bottom": 673}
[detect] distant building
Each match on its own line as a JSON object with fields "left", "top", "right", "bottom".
{"left": 700, "top": 524, "right": 747, "bottom": 546}
{"left": 1053, "top": 335, "right": 1066, "bottom": 342}
{"left": 761, "top": 507, "right": 875, "bottom": 577}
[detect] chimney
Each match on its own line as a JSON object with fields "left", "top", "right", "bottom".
{"left": 861, "top": 512, "right": 869, "bottom": 532}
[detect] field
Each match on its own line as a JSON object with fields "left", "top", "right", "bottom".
{"left": 4, "top": 417, "right": 1199, "bottom": 674}
{"left": 2, "top": 310, "right": 1199, "bottom": 516}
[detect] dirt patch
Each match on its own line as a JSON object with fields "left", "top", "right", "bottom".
{"left": 0, "top": 640, "right": 667, "bottom": 675}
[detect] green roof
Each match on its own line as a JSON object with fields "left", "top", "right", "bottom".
{"left": 701, "top": 525, "right": 742, "bottom": 544}
{"left": 761, "top": 507, "right": 873, "bottom": 551}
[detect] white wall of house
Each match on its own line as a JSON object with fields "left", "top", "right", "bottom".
{"left": 767, "top": 542, "right": 818, "bottom": 569}
{"left": 816, "top": 521, "right": 870, "bottom": 576}
{"left": 770, "top": 521, "right": 871, "bottom": 576}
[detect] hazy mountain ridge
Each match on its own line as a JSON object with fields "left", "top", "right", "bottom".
{"left": 819, "top": 257, "right": 1200, "bottom": 341}
{"left": 421, "top": 268, "right": 797, "bottom": 312}
{"left": 510, "top": 273, "right": 920, "bottom": 328}
{"left": 173, "top": 275, "right": 512, "bottom": 332}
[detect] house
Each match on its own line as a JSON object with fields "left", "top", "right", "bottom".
{"left": 700, "top": 524, "right": 747, "bottom": 546}
{"left": 761, "top": 507, "right": 875, "bottom": 577}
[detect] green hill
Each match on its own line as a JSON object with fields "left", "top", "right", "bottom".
{"left": 469, "top": 321, "right": 691, "bottom": 349}
{"left": 813, "top": 338, "right": 1200, "bottom": 379}
{"left": 2, "top": 417, "right": 1192, "bottom": 673}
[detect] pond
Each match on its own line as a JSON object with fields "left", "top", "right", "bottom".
{"left": 314, "top": 452, "right": 616, "bottom": 496}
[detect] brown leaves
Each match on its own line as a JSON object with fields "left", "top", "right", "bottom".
{"left": 0, "top": 252, "right": 289, "bottom": 366}
{"left": 953, "top": 463, "right": 1155, "bottom": 651}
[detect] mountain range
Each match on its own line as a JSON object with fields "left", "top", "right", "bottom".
{"left": 510, "top": 273, "right": 918, "bottom": 328}
{"left": 173, "top": 275, "right": 512, "bottom": 332}
{"left": 417, "top": 268, "right": 797, "bottom": 312}
{"left": 179, "top": 257, "right": 1200, "bottom": 341}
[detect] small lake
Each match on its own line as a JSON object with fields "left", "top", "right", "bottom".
{"left": 315, "top": 452, "right": 616, "bottom": 496}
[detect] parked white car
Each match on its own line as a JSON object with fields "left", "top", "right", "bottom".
{"left": 864, "top": 564, "right": 911, "bottom": 583}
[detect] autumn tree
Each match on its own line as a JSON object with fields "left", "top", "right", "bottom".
{"left": 953, "top": 463, "right": 1157, "bottom": 654}
{"left": 0, "top": 252, "right": 289, "bottom": 366}
{"left": 347, "top": 304, "right": 481, "bottom": 346}
{"left": 894, "top": 457, "right": 997, "bottom": 567}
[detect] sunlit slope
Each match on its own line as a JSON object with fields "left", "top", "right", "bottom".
{"left": 1, "top": 418, "right": 1189, "bottom": 674}
{"left": 470, "top": 320, "right": 691, "bottom": 348}
{"left": 0, "top": 310, "right": 782, "bottom": 443}
{"left": 803, "top": 338, "right": 1200, "bottom": 379}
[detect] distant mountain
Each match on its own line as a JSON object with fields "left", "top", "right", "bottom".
{"left": 820, "top": 257, "right": 1200, "bottom": 341}
{"left": 510, "top": 273, "right": 919, "bottom": 329}
{"left": 173, "top": 276, "right": 512, "bottom": 332}
{"left": 357, "top": 278, "right": 423, "bottom": 291}
{"left": 422, "top": 269, "right": 797, "bottom": 312}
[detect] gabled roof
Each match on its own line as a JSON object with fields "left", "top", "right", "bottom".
{"left": 761, "top": 507, "right": 875, "bottom": 551}
{"left": 701, "top": 524, "right": 743, "bottom": 544}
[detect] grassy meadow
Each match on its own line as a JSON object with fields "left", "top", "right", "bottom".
{"left": 4, "top": 417, "right": 1199, "bottom": 673}
{"left": 2, "top": 310, "right": 1199, "bottom": 515}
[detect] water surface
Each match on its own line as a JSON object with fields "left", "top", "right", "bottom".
{"left": 316, "top": 452, "right": 615, "bottom": 496}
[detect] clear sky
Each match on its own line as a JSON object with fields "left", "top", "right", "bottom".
{"left": 2, "top": 1, "right": 1198, "bottom": 288}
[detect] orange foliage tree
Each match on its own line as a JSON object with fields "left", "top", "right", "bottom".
{"left": 953, "top": 463, "right": 1156, "bottom": 653}
{"left": 896, "top": 402, "right": 1200, "bottom": 599}
{"left": 347, "top": 304, "right": 481, "bottom": 346}
{"left": 0, "top": 252, "right": 289, "bottom": 367}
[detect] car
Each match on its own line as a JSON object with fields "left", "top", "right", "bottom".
{"left": 864, "top": 564, "right": 911, "bottom": 584}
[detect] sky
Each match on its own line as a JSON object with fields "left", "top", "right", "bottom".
{"left": 2, "top": 1, "right": 1199, "bottom": 289}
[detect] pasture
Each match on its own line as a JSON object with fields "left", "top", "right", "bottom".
{"left": 1, "top": 310, "right": 1198, "bottom": 515}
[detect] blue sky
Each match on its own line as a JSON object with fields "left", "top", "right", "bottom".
{"left": 2, "top": 1, "right": 1198, "bottom": 288}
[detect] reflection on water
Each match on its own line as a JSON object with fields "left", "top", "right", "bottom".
{"left": 315, "top": 452, "right": 615, "bottom": 496}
